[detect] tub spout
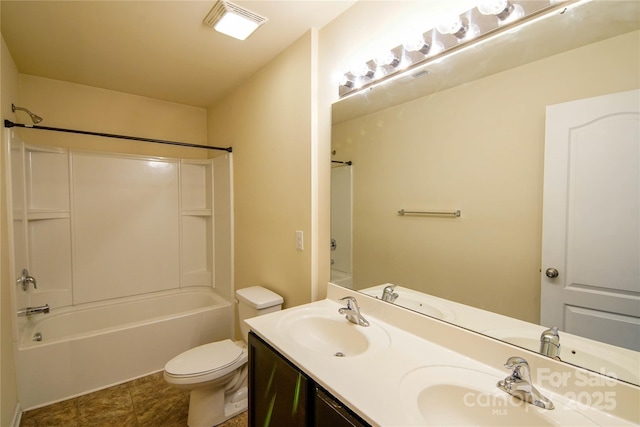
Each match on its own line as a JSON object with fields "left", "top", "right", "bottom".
{"left": 17, "top": 304, "right": 50, "bottom": 317}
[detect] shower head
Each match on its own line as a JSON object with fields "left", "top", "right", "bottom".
{"left": 11, "top": 104, "right": 43, "bottom": 124}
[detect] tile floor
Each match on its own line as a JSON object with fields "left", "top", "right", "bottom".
{"left": 20, "top": 371, "right": 248, "bottom": 427}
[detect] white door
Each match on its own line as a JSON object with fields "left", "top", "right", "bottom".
{"left": 541, "top": 89, "right": 640, "bottom": 352}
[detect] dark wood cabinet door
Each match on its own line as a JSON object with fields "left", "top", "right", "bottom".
{"left": 248, "top": 332, "right": 310, "bottom": 427}
{"left": 314, "top": 387, "right": 370, "bottom": 427}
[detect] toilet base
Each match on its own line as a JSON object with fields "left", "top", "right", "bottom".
{"left": 223, "top": 393, "right": 248, "bottom": 421}
{"left": 187, "top": 386, "right": 248, "bottom": 427}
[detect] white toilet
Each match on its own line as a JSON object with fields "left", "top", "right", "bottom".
{"left": 164, "top": 286, "right": 283, "bottom": 427}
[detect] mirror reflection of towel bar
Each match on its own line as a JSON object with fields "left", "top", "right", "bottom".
{"left": 398, "top": 209, "right": 461, "bottom": 217}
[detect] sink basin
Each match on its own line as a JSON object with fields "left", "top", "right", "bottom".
{"left": 277, "top": 306, "right": 391, "bottom": 357}
{"left": 482, "top": 328, "right": 640, "bottom": 384}
{"left": 399, "top": 366, "right": 598, "bottom": 426}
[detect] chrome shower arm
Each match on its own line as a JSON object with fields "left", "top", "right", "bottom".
{"left": 11, "top": 104, "right": 43, "bottom": 124}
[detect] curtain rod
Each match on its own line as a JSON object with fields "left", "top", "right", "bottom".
{"left": 4, "top": 120, "right": 232, "bottom": 153}
{"left": 332, "top": 160, "right": 352, "bottom": 165}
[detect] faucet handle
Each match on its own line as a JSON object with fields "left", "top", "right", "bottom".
{"left": 504, "top": 356, "right": 531, "bottom": 380}
{"left": 339, "top": 296, "right": 358, "bottom": 309}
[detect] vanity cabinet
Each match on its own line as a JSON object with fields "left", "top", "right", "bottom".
{"left": 314, "top": 387, "right": 369, "bottom": 427}
{"left": 248, "top": 332, "right": 370, "bottom": 427}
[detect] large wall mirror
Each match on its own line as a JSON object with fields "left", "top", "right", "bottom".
{"left": 331, "top": 0, "right": 639, "bottom": 385}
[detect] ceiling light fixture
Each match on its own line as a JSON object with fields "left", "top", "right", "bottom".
{"left": 203, "top": 0, "right": 267, "bottom": 41}
{"left": 338, "top": 0, "right": 582, "bottom": 98}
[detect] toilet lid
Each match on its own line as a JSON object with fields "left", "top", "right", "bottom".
{"left": 165, "top": 339, "right": 243, "bottom": 377}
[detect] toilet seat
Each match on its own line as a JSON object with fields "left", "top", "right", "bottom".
{"left": 165, "top": 339, "right": 246, "bottom": 382}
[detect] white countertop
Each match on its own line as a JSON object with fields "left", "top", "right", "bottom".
{"left": 245, "top": 284, "right": 640, "bottom": 427}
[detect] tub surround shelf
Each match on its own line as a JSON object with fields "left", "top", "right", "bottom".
{"left": 25, "top": 211, "right": 70, "bottom": 220}
{"left": 246, "top": 283, "right": 640, "bottom": 427}
{"left": 181, "top": 209, "right": 212, "bottom": 216}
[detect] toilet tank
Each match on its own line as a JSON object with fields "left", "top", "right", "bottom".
{"left": 236, "top": 286, "right": 283, "bottom": 341}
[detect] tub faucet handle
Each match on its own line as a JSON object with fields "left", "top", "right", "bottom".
{"left": 17, "top": 268, "right": 37, "bottom": 291}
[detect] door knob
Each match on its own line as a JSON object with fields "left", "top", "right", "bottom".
{"left": 545, "top": 268, "right": 559, "bottom": 278}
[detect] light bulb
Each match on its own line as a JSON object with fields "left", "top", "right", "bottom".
{"left": 436, "top": 16, "right": 479, "bottom": 41}
{"left": 374, "top": 50, "right": 400, "bottom": 68}
{"left": 477, "top": 0, "right": 525, "bottom": 24}
{"left": 339, "top": 75, "right": 354, "bottom": 89}
{"left": 436, "top": 16, "right": 465, "bottom": 36}
{"left": 477, "top": 0, "right": 509, "bottom": 16}
{"left": 350, "top": 63, "right": 374, "bottom": 79}
{"left": 403, "top": 35, "right": 431, "bottom": 55}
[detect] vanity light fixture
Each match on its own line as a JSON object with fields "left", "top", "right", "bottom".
{"left": 203, "top": 0, "right": 267, "bottom": 41}
{"left": 338, "top": 0, "right": 580, "bottom": 98}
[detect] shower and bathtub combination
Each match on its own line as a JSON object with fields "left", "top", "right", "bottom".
{"left": 6, "top": 122, "right": 235, "bottom": 410}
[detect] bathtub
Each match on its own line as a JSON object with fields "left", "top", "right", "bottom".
{"left": 15, "top": 287, "right": 232, "bottom": 410}
{"left": 330, "top": 269, "right": 353, "bottom": 289}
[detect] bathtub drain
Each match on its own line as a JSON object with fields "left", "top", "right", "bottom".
{"left": 33, "top": 332, "right": 42, "bottom": 342}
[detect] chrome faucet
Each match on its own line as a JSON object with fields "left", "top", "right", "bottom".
{"left": 17, "top": 304, "right": 50, "bottom": 317}
{"left": 338, "top": 296, "right": 370, "bottom": 327}
{"left": 540, "top": 327, "right": 561, "bottom": 359}
{"left": 381, "top": 284, "right": 398, "bottom": 303}
{"left": 497, "top": 356, "right": 554, "bottom": 410}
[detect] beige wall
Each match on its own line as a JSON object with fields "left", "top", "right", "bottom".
{"left": 16, "top": 74, "right": 209, "bottom": 159}
{"left": 331, "top": 31, "right": 640, "bottom": 323}
{"left": 1, "top": 36, "right": 20, "bottom": 427}
{"left": 208, "top": 31, "right": 313, "bottom": 310}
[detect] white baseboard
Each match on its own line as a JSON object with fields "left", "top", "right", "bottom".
{"left": 12, "top": 402, "right": 22, "bottom": 427}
